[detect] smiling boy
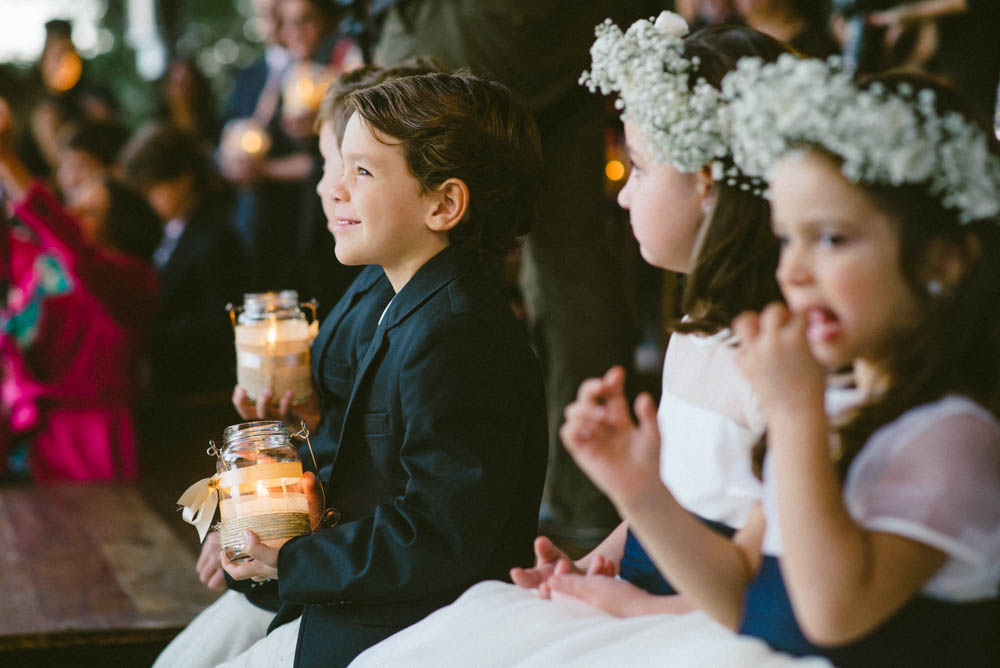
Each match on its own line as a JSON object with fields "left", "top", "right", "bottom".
{"left": 222, "top": 72, "right": 548, "bottom": 668}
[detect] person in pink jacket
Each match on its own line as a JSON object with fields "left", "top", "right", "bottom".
{"left": 0, "top": 98, "right": 160, "bottom": 482}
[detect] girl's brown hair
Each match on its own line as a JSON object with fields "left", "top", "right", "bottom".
{"left": 669, "top": 26, "right": 790, "bottom": 335}
{"left": 829, "top": 72, "right": 1000, "bottom": 478}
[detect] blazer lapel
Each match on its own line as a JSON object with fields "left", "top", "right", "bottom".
{"left": 311, "top": 266, "right": 385, "bottom": 379}
{"left": 325, "top": 248, "right": 478, "bottom": 486}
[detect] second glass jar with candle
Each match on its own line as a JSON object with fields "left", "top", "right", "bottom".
{"left": 215, "top": 421, "right": 311, "bottom": 562}
{"left": 231, "top": 290, "right": 318, "bottom": 406}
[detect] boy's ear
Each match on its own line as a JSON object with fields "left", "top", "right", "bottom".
{"left": 426, "top": 178, "right": 469, "bottom": 232}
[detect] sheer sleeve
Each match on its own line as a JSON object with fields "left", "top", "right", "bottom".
{"left": 844, "top": 396, "right": 1000, "bottom": 600}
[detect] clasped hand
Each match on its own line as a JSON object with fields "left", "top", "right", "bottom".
{"left": 220, "top": 470, "right": 324, "bottom": 582}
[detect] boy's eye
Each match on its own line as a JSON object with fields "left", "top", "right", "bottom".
{"left": 356, "top": 166, "right": 372, "bottom": 177}
{"left": 818, "top": 230, "right": 847, "bottom": 247}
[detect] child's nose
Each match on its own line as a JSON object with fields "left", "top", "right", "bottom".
{"left": 776, "top": 245, "right": 810, "bottom": 288}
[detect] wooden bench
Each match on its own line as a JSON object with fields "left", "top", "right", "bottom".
{"left": 0, "top": 483, "right": 219, "bottom": 664}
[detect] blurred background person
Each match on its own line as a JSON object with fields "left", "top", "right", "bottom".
{"left": 866, "top": 0, "right": 1000, "bottom": 120}
{"left": 120, "top": 122, "right": 245, "bottom": 401}
{"left": 676, "top": 0, "right": 743, "bottom": 30}
{"left": 0, "top": 98, "right": 159, "bottom": 482}
{"left": 54, "top": 117, "right": 130, "bottom": 205}
{"left": 735, "top": 0, "right": 839, "bottom": 57}
{"left": 219, "top": 0, "right": 359, "bottom": 316}
{"left": 16, "top": 18, "right": 119, "bottom": 181}
{"left": 155, "top": 57, "right": 220, "bottom": 148}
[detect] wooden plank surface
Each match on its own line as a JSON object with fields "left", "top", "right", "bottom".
{"left": 0, "top": 483, "right": 219, "bottom": 650}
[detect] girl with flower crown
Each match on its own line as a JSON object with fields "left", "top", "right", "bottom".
{"left": 350, "top": 15, "right": 833, "bottom": 668}
{"left": 556, "top": 59, "right": 1000, "bottom": 666}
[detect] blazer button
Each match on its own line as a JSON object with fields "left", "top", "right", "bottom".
{"left": 321, "top": 507, "right": 341, "bottom": 528}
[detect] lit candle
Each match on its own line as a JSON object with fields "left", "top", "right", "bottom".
{"left": 282, "top": 63, "right": 335, "bottom": 117}
{"left": 220, "top": 118, "right": 272, "bottom": 164}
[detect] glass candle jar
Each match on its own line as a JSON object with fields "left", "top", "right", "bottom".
{"left": 229, "top": 290, "right": 318, "bottom": 406}
{"left": 215, "top": 421, "right": 311, "bottom": 562}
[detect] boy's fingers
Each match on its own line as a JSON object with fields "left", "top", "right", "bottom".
{"left": 256, "top": 389, "right": 273, "bottom": 418}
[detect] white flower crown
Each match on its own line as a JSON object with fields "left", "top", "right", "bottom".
{"left": 580, "top": 11, "right": 730, "bottom": 174}
{"left": 722, "top": 54, "right": 1000, "bottom": 223}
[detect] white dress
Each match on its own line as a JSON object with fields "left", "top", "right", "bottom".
{"left": 350, "top": 331, "right": 826, "bottom": 668}
{"left": 761, "top": 394, "right": 1000, "bottom": 601}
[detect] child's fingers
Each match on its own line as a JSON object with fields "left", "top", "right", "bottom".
{"left": 255, "top": 388, "right": 274, "bottom": 419}
{"left": 278, "top": 390, "right": 294, "bottom": 417}
{"left": 553, "top": 557, "right": 575, "bottom": 576}
{"left": 232, "top": 386, "right": 254, "bottom": 420}
{"left": 534, "top": 536, "right": 565, "bottom": 565}
{"left": 731, "top": 310, "right": 761, "bottom": 344}
{"left": 601, "top": 365, "right": 627, "bottom": 393}
{"left": 759, "top": 302, "right": 791, "bottom": 333}
{"left": 206, "top": 568, "right": 227, "bottom": 591}
{"left": 545, "top": 573, "right": 587, "bottom": 600}
{"left": 510, "top": 566, "right": 544, "bottom": 589}
{"left": 575, "top": 376, "right": 609, "bottom": 404}
{"left": 633, "top": 392, "right": 659, "bottom": 434}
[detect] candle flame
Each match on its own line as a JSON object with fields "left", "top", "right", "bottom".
{"left": 256, "top": 479, "right": 269, "bottom": 498}
{"left": 266, "top": 321, "right": 278, "bottom": 345}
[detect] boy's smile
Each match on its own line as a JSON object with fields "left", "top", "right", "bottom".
{"left": 318, "top": 114, "right": 451, "bottom": 292}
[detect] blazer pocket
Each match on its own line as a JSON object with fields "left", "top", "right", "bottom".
{"left": 363, "top": 411, "right": 390, "bottom": 436}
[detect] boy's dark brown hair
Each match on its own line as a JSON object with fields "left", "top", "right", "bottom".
{"left": 315, "top": 57, "right": 444, "bottom": 143}
{"left": 345, "top": 71, "right": 544, "bottom": 262}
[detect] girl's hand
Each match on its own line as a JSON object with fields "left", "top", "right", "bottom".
{"left": 731, "top": 303, "right": 826, "bottom": 418}
{"left": 545, "top": 573, "right": 694, "bottom": 618}
{"left": 510, "top": 536, "right": 617, "bottom": 592}
{"left": 559, "top": 366, "right": 663, "bottom": 510}
{"left": 232, "top": 385, "right": 321, "bottom": 433}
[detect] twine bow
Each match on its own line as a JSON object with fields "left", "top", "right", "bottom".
{"left": 177, "top": 476, "right": 219, "bottom": 543}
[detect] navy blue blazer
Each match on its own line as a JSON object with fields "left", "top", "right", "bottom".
{"left": 272, "top": 247, "right": 548, "bottom": 668}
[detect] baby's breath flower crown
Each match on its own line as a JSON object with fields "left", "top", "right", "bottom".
{"left": 722, "top": 54, "right": 1000, "bottom": 223}
{"left": 580, "top": 11, "right": 730, "bottom": 174}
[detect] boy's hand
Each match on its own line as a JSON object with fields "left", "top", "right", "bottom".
{"left": 196, "top": 531, "right": 227, "bottom": 591}
{"left": 232, "top": 385, "right": 321, "bottom": 433}
{"left": 302, "top": 471, "right": 323, "bottom": 531}
{"left": 220, "top": 530, "right": 283, "bottom": 582}
{"left": 559, "top": 366, "right": 663, "bottom": 510}
{"left": 731, "top": 303, "right": 826, "bottom": 418}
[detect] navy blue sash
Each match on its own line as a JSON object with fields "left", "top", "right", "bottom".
{"left": 619, "top": 516, "right": 736, "bottom": 596}
{"left": 739, "top": 555, "right": 1000, "bottom": 667}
